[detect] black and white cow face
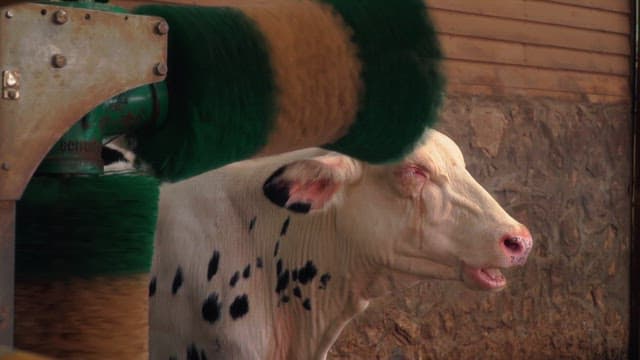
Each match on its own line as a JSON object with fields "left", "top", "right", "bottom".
{"left": 263, "top": 130, "right": 533, "bottom": 293}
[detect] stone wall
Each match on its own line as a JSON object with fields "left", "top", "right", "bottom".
{"left": 329, "top": 95, "right": 631, "bottom": 359}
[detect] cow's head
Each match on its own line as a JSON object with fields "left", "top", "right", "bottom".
{"left": 263, "top": 130, "right": 532, "bottom": 293}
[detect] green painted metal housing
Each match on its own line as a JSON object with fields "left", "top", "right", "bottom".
{"left": 38, "top": 82, "right": 168, "bottom": 175}
{"left": 37, "top": 0, "right": 168, "bottom": 175}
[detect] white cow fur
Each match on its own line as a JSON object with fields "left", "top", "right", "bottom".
{"left": 149, "top": 130, "right": 532, "bottom": 360}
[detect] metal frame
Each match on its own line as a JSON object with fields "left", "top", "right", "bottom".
{"left": 630, "top": 0, "right": 639, "bottom": 358}
{"left": 0, "top": 2, "right": 167, "bottom": 346}
{"left": 0, "top": 202, "right": 15, "bottom": 346}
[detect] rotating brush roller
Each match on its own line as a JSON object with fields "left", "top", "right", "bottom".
{"left": 132, "top": 0, "right": 444, "bottom": 181}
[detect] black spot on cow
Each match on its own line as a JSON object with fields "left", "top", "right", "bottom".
{"left": 201, "top": 350, "right": 208, "bottom": 360}
{"left": 287, "top": 202, "right": 311, "bottom": 213}
{"left": 263, "top": 166, "right": 289, "bottom": 207}
{"left": 229, "top": 294, "right": 249, "bottom": 320}
{"left": 249, "top": 216, "right": 256, "bottom": 232}
{"left": 172, "top": 267, "right": 183, "bottom": 295}
{"left": 202, "top": 292, "right": 222, "bottom": 324}
{"left": 276, "top": 259, "right": 283, "bottom": 275}
{"left": 274, "top": 241, "right": 280, "bottom": 257}
{"left": 319, "top": 273, "right": 332, "bottom": 289}
{"left": 281, "top": 295, "right": 290, "bottom": 303}
{"left": 293, "top": 286, "right": 302, "bottom": 298}
{"left": 243, "top": 264, "right": 251, "bottom": 279}
{"left": 275, "top": 270, "right": 290, "bottom": 294}
{"left": 302, "top": 298, "right": 311, "bottom": 311}
{"left": 256, "top": 257, "right": 263, "bottom": 268}
{"left": 229, "top": 271, "right": 240, "bottom": 287}
{"left": 207, "top": 250, "right": 220, "bottom": 281}
{"left": 280, "top": 217, "right": 290, "bottom": 236}
{"left": 292, "top": 269, "right": 298, "bottom": 282}
{"left": 187, "top": 344, "right": 199, "bottom": 360}
{"left": 297, "top": 261, "right": 317, "bottom": 285}
{"left": 149, "top": 276, "right": 157, "bottom": 297}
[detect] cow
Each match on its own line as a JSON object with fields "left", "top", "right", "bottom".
{"left": 147, "top": 130, "right": 533, "bottom": 360}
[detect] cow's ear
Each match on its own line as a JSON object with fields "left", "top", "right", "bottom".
{"left": 262, "top": 154, "right": 362, "bottom": 213}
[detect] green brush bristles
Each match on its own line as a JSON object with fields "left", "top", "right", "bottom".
{"left": 133, "top": 5, "right": 276, "bottom": 182}
{"left": 16, "top": 175, "right": 159, "bottom": 278}
{"left": 322, "top": 0, "right": 445, "bottom": 162}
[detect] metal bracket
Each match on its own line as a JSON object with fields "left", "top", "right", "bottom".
{"left": 0, "top": 2, "right": 167, "bottom": 200}
{"left": 2, "top": 71, "right": 20, "bottom": 100}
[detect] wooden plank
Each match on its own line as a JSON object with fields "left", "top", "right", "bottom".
{"left": 447, "top": 83, "right": 582, "bottom": 101}
{"left": 523, "top": 46, "right": 630, "bottom": 76}
{"left": 428, "top": 0, "right": 629, "bottom": 34}
{"left": 431, "top": 10, "right": 630, "bottom": 55}
{"left": 441, "top": 35, "right": 525, "bottom": 67}
{"left": 443, "top": 60, "right": 630, "bottom": 97}
{"left": 446, "top": 83, "right": 630, "bottom": 104}
{"left": 440, "top": 35, "right": 630, "bottom": 75}
{"left": 530, "top": 0, "right": 630, "bottom": 14}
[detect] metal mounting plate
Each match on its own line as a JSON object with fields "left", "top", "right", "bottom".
{"left": 0, "top": 2, "right": 167, "bottom": 200}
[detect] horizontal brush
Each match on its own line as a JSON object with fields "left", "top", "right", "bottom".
{"left": 133, "top": 0, "right": 444, "bottom": 182}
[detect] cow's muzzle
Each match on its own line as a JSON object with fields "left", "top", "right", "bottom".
{"left": 499, "top": 227, "right": 533, "bottom": 266}
{"left": 462, "top": 227, "right": 533, "bottom": 291}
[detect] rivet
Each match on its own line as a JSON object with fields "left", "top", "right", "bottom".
{"left": 52, "top": 54, "right": 67, "bottom": 68}
{"left": 155, "top": 21, "right": 169, "bottom": 35}
{"left": 1, "top": 163, "right": 10, "bottom": 171}
{"left": 154, "top": 62, "right": 168, "bottom": 76}
{"left": 5, "top": 10, "right": 14, "bottom": 19}
{"left": 54, "top": 9, "right": 68, "bottom": 24}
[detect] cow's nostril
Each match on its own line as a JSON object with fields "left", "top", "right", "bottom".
{"left": 503, "top": 237, "right": 523, "bottom": 254}
{"left": 500, "top": 229, "right": 532, "bottom": 266}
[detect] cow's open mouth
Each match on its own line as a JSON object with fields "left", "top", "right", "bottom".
{"left": 462, "top": 265, "right": 506, "bottom": 291}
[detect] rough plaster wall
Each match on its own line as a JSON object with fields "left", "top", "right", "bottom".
{"left": 329, "top": 95, "right": 631, "bottom": 359}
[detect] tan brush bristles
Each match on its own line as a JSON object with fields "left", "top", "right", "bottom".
{"left": 198, "top": 0, "right": 363, "bottom": 155}
{"left": 0, "top": 348, "right": 53, "bottom": 360}
{"left": 15, "top": 275, "right": 148, "bottom": 360}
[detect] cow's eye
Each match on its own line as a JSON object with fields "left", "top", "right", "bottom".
{"left": 405, "top": 165, "right": 428, "bottom": 179}
{"left": 391, "top": 164, "right": 431, "bottom": 197}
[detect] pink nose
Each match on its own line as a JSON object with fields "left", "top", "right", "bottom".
{"left": 500, "top": 228, "right": 533, "bottom": 266}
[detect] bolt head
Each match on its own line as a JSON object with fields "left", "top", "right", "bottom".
{"left": 52, "top": 54, "right": 67, "bottom": 68}
{"left": 54, "top": 9, "right": 68, "bottom": 24}
{"left": 5, "top": 10, "right": 14, "bottom": 19}
{"left": 155, "top": 21, "right": 169, "bottom": 35}
{"left": 154, "top": 62, "right": 168, "bottom": 76}
{"left": 1, "top": 163, "right": 10, "bottom": 171}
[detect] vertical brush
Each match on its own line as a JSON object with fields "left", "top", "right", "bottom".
{"left": 15, "top": 174, "right": 158, "bottom": 360}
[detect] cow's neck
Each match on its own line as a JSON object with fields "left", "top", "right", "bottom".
{"left": 267, "top": 273, "right": 371, "bottom": 360}
{"left": 235, "top": 197, "right": 373, "bottom": 360}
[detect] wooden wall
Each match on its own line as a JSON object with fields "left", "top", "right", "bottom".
{"left": 430, "top": 0, "right": 632, "bottom": 103}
